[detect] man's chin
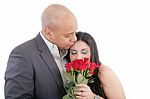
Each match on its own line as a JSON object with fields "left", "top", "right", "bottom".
{"left": 64, "top": 46, "right": 71, "bottom": 49}
{"left": 65, "top": 45, "right": 73, "bottom": 49}
{"left": 60, "top": 44, "right": 73, "bottom": 49}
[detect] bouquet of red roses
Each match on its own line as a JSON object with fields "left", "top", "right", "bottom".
{"left": 63, "top": 58, "right": 99, "bottom": 99}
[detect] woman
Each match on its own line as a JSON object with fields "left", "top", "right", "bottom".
{"left": 66, "top": 31, "right": 126, "bottom": 99}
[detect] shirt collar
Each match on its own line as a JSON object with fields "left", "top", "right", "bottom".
{"left": 40, "top": 32, "right": 68, "bottom": 58}
{"left": 40, "top": 32, "right": 56, "bottom": 50}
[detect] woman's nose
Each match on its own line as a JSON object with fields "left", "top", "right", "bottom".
{"left": 76, "top": 54, "right": 83, "bottom": 59}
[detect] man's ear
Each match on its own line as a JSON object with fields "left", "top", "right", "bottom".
{"left": 45, "top": 27, "right": 53, "bottom": 40}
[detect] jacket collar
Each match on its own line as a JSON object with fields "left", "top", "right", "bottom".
{"left": 35, "top": 33, "right": 66, "bottom": 96}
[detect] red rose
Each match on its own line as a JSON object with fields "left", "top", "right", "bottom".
{"left": 89, "top": 62, "right": 99, "bottom": 75}
{"left": 65, "top": 63, "right": 73, "bottom": 72}
{"left": 63, "top": 58, "right": 100, "bottom": 99}
{"left": 71, "top": 58, "right": 89, "bottom": 71}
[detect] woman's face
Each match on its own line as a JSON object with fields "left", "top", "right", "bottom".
{"left": 69, "top": 40, "right": 91, "bottom": 62}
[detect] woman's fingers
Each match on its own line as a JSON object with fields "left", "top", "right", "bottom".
{"left": 75, "top": 86, "right": 90, "bottom": 92}
{"left": 76, "top": 95, "right": 88, "bottom": 99}
{"left": 75, "top": 84, "right": 91, "bottom": 92}
{"left": 75, "top": 91, "right": 96, "bottom": 99}
{"left": 74, "top": 84, "right": 95, "bottom": 99}
{"left": 74, "top": 91, "right": 89, "bottom": 97}
{"left": 76, "top": 84, "right": 89, "bottom": 88}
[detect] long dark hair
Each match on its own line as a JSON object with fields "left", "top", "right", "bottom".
{"left": 66, "top": 31, "right": 107, "bottom": 98}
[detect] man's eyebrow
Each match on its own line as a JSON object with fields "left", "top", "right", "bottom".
{"left": 66, "top": 32, "right": 75, "bottom": 35}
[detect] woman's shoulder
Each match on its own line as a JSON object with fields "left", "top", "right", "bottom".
{"left": 98, "top": 64, "right": 119, "bottom": 83}
{"left": 98, "top": 65, "right": 126, "bottom": 99}
{"left": 99, "top": 64, "right": 113, "bottom": 74}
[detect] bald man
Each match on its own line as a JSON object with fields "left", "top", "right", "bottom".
{"left": 5, "top": 4, "right": 77, "bottom": 99}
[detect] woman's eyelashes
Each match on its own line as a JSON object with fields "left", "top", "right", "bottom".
{"left": 70, "top": 50, "right": 77, "bottom": 55}
{"left": 81, "top": 49, "right": 88, "bottom": 54}
{"left": 70, "top": 49, "right": 88, "bottom": 55}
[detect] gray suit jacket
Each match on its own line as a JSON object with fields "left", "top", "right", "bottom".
{"left": 5, "top": 33, "right": 66, "bottom": 99}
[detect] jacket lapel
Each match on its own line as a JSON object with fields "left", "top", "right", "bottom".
{"left": 35, "top": 33, "right": 66, "bottom": 95}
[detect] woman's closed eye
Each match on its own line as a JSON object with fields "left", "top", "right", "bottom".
{"left": 70, "top": 50, "right": 77, "bottom": 55}
{"left": 81, "top": 49, "right": 88, "bottom": 54}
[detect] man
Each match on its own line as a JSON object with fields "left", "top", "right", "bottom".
{"left": 5, "top": 4, "right": 77, "bottom": 99}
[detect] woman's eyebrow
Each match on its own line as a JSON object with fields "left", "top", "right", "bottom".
{"left": 81, "top": 48, "right": 88, "bottom": 50}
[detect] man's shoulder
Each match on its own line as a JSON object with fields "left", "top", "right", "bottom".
{"left": 11, "top": 37, "right": 36, "bottom": 53}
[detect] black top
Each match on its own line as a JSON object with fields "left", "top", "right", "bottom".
{"left": 87, "top": 67, "right": 107, "bottom": 99}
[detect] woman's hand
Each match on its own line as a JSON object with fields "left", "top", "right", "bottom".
{"left": 74, "top": 84, "right": 96, "bottom": 99}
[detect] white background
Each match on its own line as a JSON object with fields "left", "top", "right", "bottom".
{"left": 0, "top": 0, "right": 150, "bottom": 99}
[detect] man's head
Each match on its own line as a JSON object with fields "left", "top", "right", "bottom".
{"left": 41, "top": 4, "right": 78, "bottom": 49}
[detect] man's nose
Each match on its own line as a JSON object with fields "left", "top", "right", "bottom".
{"left": 73, "top": 35, "right": 77, "bottom": 42}
{"left": 70, "top": 34, "right": 77, "bottom": 42}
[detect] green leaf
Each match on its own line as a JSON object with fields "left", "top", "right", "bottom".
{"left": 63, "top": 94, "right": 70, "bottom": 99}
{"left": 76, "top": 73, "right": 88, "bottom": 84}
{"left": 64, "top": 72, "right": 74, "bottom": 81}
{"left": 63, "top": 93, "right": 76, "bottom": 99}
{"left": 77, "top": 73, "right": 84, "bottom": 83}
{"left": 66, "top": 81, "right": 75, "bottom": 89}
{"left": 86, "top": 72, "right": 92, "bottom": 78}
{"left": 64, "top": 85, "right": 76, "bottom": 99}
{"left": 80, "top": 79, "right": 88, "bottom": 84}
{"left": 88, "top": 77, "right": 95, "bottom": 83}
